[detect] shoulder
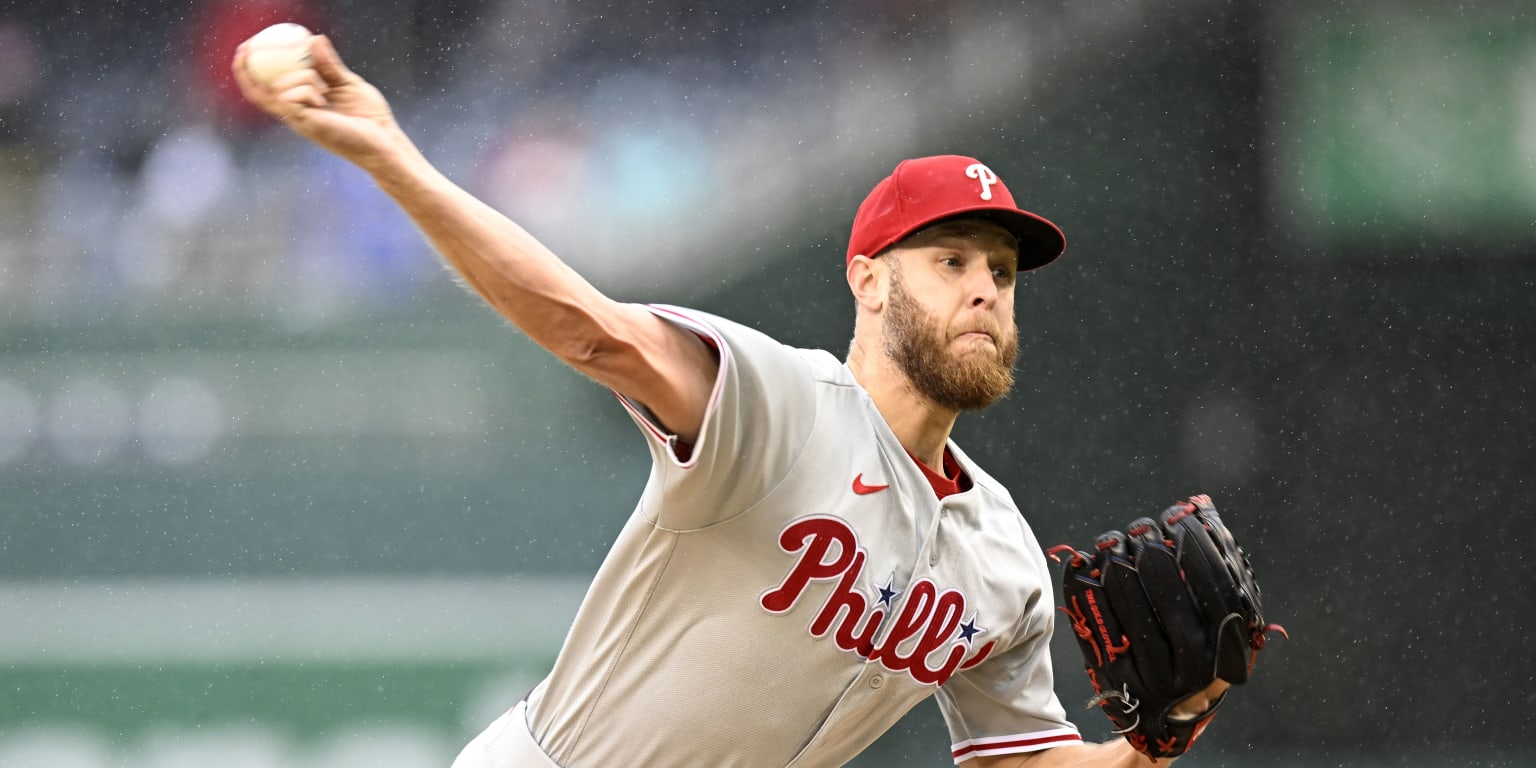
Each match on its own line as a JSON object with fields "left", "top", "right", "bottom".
{"left": 645, "top": 304, "right": 845, "bottom": 384}
{"left": 948, "top": 443, "right": 1050, "bottom": 554}
{"left": 948, "top": 442, "right": 1018, "bottom": 509}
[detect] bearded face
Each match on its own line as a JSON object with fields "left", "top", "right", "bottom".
{"left": 883, "top": 264, "right": 1020, "bottom": 411}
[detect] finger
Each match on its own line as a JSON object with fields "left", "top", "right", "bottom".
{"left": 231, "top": 43, "right": 260, "bottom": 94}
{"left": 270, "top": 68, "right": 329, "bottom": 104}
{"left": 231, "top": 41, "right": 248, "bottom": 77}
{"left": 1205, "top": 678, "right": 1232, "bottom": 698}
{"left": 1057, "top": 543, "right": 1125, "bottom": 673}
{"left": 1163, "top": 502, "right": 1253, "bottom": 683}
{"left": 1163, "top": 503, "right": 1243, "bottom": 626}
{"left": 276, "top": 83, "right": 329, "bottom": 111}
{"left": 231, "top": 43, "right": 284, "bottom": 110}
{"left": 1126, "top": 518, "right": 1209, "bottom": 693}
{"left": 1098, "top": 530, "right": 1176, "bottom": 695}
{"left": 268, "top": 65, "right": 325, "bottom": 90}
{"left": 309, "top": 35, "right": 359, "bottom": 87}
{"left": 1168, "top": 678, "right": 1230, "bottom": 720}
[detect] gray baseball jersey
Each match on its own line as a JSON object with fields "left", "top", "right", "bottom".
{"left": 521, "top": 305, "right": 1080, "bottom": 767}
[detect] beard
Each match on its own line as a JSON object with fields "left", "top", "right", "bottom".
{"left": 884, "top": 272, "right": 1020, "bottom": 412}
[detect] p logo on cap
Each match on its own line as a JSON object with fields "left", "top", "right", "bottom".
{"left": 965, "top": 163, "right": 999, "bottom": 200}
{"left": 846, "top": 155, "right": 1065, "bottom": 270}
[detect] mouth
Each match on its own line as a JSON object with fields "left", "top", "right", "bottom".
{"left": 956, "top": 331, "right": 996, "bottom": 344}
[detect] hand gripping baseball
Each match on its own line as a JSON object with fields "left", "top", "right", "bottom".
{"left": 1047, "top": 494, "right": 1286, "bottom": 759}
{"left": 231, "top": 34, "right": 409, "bottom": 169}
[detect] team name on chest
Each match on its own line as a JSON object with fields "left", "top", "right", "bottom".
{"left": 759, "top": 516, "right": 995, "bottom": 686}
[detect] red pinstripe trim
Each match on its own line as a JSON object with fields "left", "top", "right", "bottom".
{"left": 615, "top": 393, "right": 672, "bottom": 443}
{"left": 613, "top": 304, "right": 728, "bottom": 468}
{"left": 951, "top": 731, "right": 1083, "bottom": 762}
{"left": 647, "top": 305, "right": 722, "bottom": 351}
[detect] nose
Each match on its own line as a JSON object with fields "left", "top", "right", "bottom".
{"left": 966, "top": 263, "right": 999, "bottom": 309}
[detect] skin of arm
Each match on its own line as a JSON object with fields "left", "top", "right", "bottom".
{"left": 971, "top": 739, "right": 1169, "bottom": 768}
{"left": 231, "top": 35, "right": 718, "bottom": 443}
{"left": 966, "top": 678, "right": 1229, "bottom": 767}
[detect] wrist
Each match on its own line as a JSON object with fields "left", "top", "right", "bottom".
{"left": 354, "top": 121, "right": 424, "bottom": 177}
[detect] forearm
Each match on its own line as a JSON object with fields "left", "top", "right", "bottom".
{"left": 361, "top": 130, "right": 617, "bottom": 358}
{"left": 233, "top": 32, "right": 574, "bottom": 316}
{"left": 235, "top": 32, "right": 716, "bottom": 439}
{"left": 979, "top": 740, "right": 1171, "bottom": 768}
{"left": 354, "top": 127, "right": 716, "bottom": 441}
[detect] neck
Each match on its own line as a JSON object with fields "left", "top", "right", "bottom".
{"left": 846, "top": 338, "right": 959, "bottom": 473}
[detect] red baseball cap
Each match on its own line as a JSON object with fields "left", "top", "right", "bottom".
{"left": 846, "top": 155, "right": 1065, "bottom": 270}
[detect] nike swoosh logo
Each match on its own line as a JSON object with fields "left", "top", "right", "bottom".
{"left": 852, "top": 473, "right": 890, "bottom": 495}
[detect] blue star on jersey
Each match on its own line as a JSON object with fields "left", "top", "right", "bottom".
{"left": 958, "top": 614, "right": 985, "bottom": 644}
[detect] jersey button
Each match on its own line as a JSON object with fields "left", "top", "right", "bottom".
{"left": 869, "top": 674, "right": 885, "bottom": 689}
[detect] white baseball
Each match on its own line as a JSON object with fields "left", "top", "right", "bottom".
{"left": 243, "top": 23, "right": 315, "bottom": 85}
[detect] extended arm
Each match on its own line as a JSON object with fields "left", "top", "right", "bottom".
{"left": 232, "top": 35, "right": 717, "bottom": 442}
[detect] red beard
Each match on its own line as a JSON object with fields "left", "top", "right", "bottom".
{"left": 883, "top": 272, "right": 1018, "bottom": 412}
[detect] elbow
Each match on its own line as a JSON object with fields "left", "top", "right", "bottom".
{"left": 532, "top": 301, "right": 668, "bottom": 393}
{"left": 551, "top": 326, "right": 640, "bottom": 382}
{"left": 552, "top": 333, "right": 610, "bottom": 368}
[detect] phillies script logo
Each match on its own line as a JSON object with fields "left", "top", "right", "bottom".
{"left": 759, "top": 516, "right": 995, "bottom": 686}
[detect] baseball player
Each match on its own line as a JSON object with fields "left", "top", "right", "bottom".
{"left": 235, "top": 34, "right": 1231, "bottom": 768}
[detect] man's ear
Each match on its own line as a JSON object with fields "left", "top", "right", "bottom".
{"left": 847, "top": 254, "right": 887, "bottom": 312}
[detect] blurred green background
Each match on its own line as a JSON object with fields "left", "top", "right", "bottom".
{"left": 1, "top": 0, "right": 1532, "bottom": 766}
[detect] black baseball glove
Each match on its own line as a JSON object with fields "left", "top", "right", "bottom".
{"left": 1047, "top": 494, "right": 1285, "bottom": 759}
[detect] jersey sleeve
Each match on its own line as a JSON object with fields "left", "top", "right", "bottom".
{"left": 937, "top": 580, "right": 1083, "bottom": 763}
{"left": 614, "top": 304, "right": 820, "bottom": 532}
